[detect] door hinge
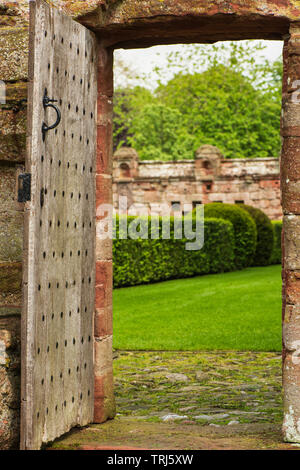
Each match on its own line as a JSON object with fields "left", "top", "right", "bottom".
{"left": 17, "top": 173, "right": 31, "bottom": 203}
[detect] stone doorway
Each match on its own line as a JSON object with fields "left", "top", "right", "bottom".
{"left": 105, "top": 22, "right": 297, "bottom": 444}
{"left": 1, "top": 0, "right": 300, "bottom": 449}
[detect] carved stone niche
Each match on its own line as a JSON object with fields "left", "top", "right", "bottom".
{"left": 194, "top": 145, "right": 223, "bottom": 181}
{"left": 113, "top": 147, "right": 139, "bottom": 182}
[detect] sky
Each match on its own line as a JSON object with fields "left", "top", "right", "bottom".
{"left": 114, "top": 40, "right": 283, "bottom": 90}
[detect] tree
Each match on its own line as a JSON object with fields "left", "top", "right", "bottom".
{"left": 156, "top": 64, "right": 281, "bottom": 158}
{"left": 127, "top": 103, "right": 196, "bottom": 160}
{"left": 113, "top": 86, "right": 154, "bottom": 150}
{"left": 113, "top": 41, "right": 283, "bottom": 160}
{"left": 153, "top": 41, "right": 282, "bottom": 93}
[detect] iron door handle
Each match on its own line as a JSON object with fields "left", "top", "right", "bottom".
{"left": 42, "top": 88, "right": 61, "bottom": 141}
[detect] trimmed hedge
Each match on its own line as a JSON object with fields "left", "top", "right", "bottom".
{"left": 113, "top": 215, "right": 235, "bottom": 288}
{"left": 270, "top": 220, "right": 282, "bottom": 265}
{"left": 203, "top": 203, "right": 257, "bottom": 269}
{"left": 238, "top": 204, "right": 274, "bottom": 266}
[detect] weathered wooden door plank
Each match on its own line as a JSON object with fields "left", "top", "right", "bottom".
{"left": 21, "top": 0, "right": 97, "bottom": 450}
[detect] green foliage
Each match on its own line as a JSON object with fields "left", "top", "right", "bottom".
{"left": 128, "top": 104, "right": 196, "bottom": 160}
{"left": 238, "top": 204, "right": 274, "bottom": 266}
{"left": 113, "top": 41, "right": 282, "bottom": 160}
{"left": 113, "top": 86, "right": 154, "bottom": 150}
{"left": 156, "top": 41, "right": 282, "bottom": 95}
{"left": 113, "top": 215, "right": 235, "bottom": 288}
{"left": 270, "top": 220, "right": 282, "bottom": 265}
{"left": 203, "top": 203, "right": 257, "bottom": 269}
{"left": 157, "top": 65, "right": 281, "bottom": 159}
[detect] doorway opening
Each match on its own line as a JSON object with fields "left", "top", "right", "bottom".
{"left": 111, "top": 39, "right": 283, "bottom": 449}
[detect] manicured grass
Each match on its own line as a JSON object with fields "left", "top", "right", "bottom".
{"left": 113, "top": 265, "right": 282, "bottom": 351}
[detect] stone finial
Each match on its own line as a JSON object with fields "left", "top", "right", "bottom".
{"left": 194, "top": 145, "right": 223, "bottom": 180}
{"left": 113, "top": 147, "right": 139, "bottom": 161}
{"left": 113, "top": 147, "right": 139, "bottom": 180}
{"left": 195, "top": 145, "right": 223, "bottom": 160}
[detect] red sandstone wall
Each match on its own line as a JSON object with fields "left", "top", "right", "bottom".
{"left": 0, "top": 1, "right": 29, "bottom": 449}
{"left": 94, "top": 45, "right": 115, "bottom": 423}
{"left": 113, "top": 151, "right": 282, "bottom": 220}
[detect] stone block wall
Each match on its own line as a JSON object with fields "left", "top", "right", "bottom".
{"left": 113, "top": 146, "right": 282, "bottom": 220}
{"left": 94, "top": 45, "right": 115, "bottom": 423}
{"left": 0, "top": 312, "right": 21, "bottom": 449}
{"left": 0, "top": 2, "right": 29, "bottom": 449}
{"left": 281, "top": 25, "right": 300, "bottom": 443}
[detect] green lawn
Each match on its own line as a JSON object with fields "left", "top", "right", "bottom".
{"left": 113, "top": 265, "right": 282, "bottom": 351}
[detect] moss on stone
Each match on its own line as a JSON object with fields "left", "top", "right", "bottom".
{"left": 0, "top": 27, "right": 29, "bottom": 81}
{"left": 0, "top": 212, "right": 23, "bottom": 262}
{"left": 0, "top": 134, "right": 26, "bottom": 162}
{"left": 0, "top": 262, "right": 22, "bottom": 293}
{"left": 48, "top": 351, "right": 290, "bottom": 450}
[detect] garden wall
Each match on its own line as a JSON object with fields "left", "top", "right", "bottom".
{"left": 0, "top": 3, "right": 29, "bottom": 449}
{"left": 113, "top": 146, "right": 282, "bottom": 220}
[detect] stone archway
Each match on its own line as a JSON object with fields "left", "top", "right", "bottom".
{"left": 75, "top": 0, "right": 299, "bottom": 442}
{"left": 1, "top": 0, "right": 300, "bottom": 448}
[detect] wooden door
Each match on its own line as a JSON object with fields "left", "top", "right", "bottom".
{"left": 21, "top": 0, "right": 97, "bottom": 449}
